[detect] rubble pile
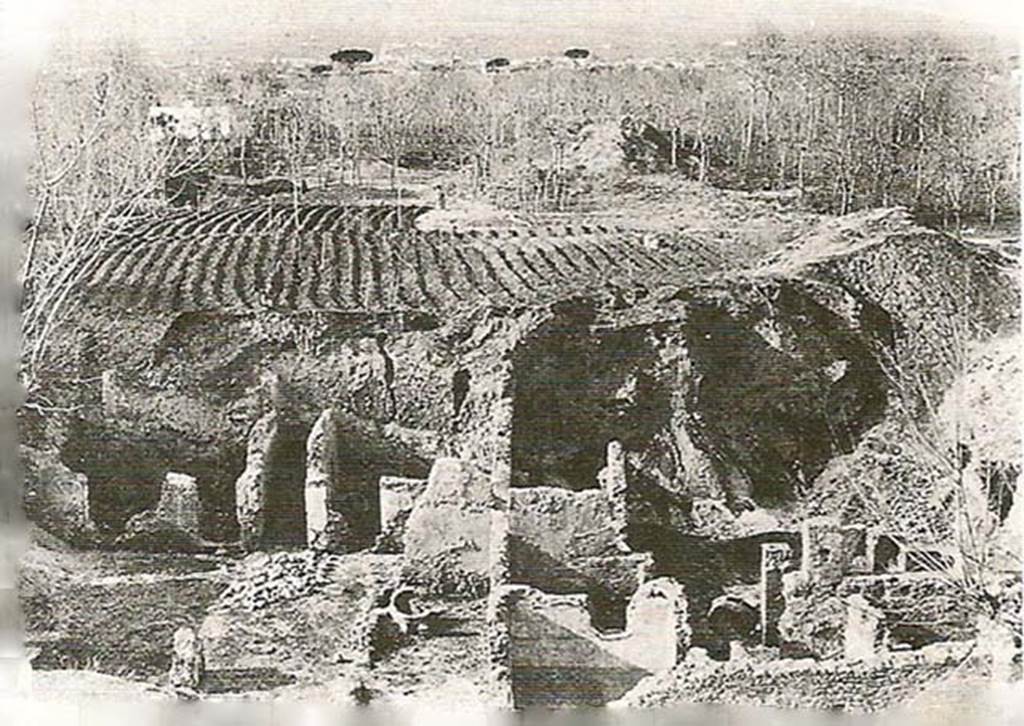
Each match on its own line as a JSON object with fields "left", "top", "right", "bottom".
{"left": 214, "top": 550, "right": 340, "bottom": 611}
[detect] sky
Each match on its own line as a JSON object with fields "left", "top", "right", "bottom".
{"left": 4, "top": 0, "right": 1022, "bottom": 67}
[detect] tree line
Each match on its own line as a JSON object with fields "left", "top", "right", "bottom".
{"left": 194, "top": 32, "right": 1016, "bottom": 224}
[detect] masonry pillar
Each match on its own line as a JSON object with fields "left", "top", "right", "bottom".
{"left": 598, "top": 440, "right": 629, "bottom": 552}
{"left": 484, "top": 364, "right": 515, "bottom": 708}
{"left": 306, "top": 408, "right": 347, "bottom": 552}
{"left": 801, "top": 516, "right": 845, "bottom": 585}
{"left": 760, "top": 542, "right": 791, "bottom": 646}
{"left": 844, "top": 594, "right": 886, "bottom": 661}
{"left": 235, "top": 411, "right": 278, "bottom": 552}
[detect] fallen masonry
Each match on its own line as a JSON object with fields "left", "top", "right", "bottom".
{"left": 213, "top": 550, "right": 340, "bottom": 612}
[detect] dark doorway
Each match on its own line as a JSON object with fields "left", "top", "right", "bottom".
{"left": 262, "top": 422, "right": 310, "bottom": 546}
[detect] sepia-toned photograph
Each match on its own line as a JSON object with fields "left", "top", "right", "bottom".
{"left": 3, "top": 1, "right": 1022, "bottom": 722}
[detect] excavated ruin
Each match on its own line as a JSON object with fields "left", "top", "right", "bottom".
{"left": 21, "top": 203, "right": 1021, "bottom": 707}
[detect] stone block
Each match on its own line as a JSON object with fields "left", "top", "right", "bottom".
{"left": 844, "top": 594, "right": 886, "bottom": 661}
{"left": 168, "top": 626, "right": 204, "bottom": 690}
{"left": 156, "top": 472, "right": 201, "bottom": 540}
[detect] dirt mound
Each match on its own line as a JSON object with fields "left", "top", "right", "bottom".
{"left": 415, "top": 200, "right": 528, "bottom": 233}
{"left": 567, "top": 121, "right": 627, "bottom": 174}
{"left": 760, "top": 207, "right": 1019, "bottom": 392}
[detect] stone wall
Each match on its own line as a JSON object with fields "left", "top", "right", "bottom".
{"left": 780, "top": 570, "right": 990, "bottom": 659}
{"left": 504, "top": 578, "right": 689, "bottom": 707}
{"left": 400, "top": 312, "right": 524, "bottom": 595}
{"left": 839, "top": 574, "right": 983, "bottom": 644}
{"left": 510, "top": 487, "right": 622, "bottom": 561}
{"left": 21, "top": 445, "right": 93, "bottom": 543}
{"left": 621, "top": 642, "right": 972, "bottom": 712}
{"left": 508, "top": 440, "right": 649, "bottom": 628}
{"left": 402, "top": 457, "right": 494, "bottom": 595}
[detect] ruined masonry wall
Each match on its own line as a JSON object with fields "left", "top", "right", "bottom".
{"left": 402, "top": 457, "right": 494, "bottom": 595}
{"left": 839, "top": 574, "right": 983, "bottom": 643}
{"left": 22, "top": 446, "right": 93, "bottom": 542}
{"left": 624, "top": 642, "right": 971, "bottom": 712}
{"left": 505, "top": 578, "right": 689, "bottom": 706}
{"left": 510, "top": 488, "right": 622, "bottom": 560}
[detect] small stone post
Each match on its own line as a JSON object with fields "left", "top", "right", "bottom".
{"left": 844, "top": 594, "right": 886, "bottom": 661}
{"left": 169, "top": 626, "right": 204, "bottom": 690}
{"left": 760, "top": 542, "right": 791, "bottom": 646}
{"left": 156, "top": 472, "right": 202, "bottom": 540}
{"left": 598, "top": 440, "right": 629, "bottom": 552}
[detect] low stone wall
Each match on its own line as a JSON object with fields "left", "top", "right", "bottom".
{"left": 510, "top": 486, "right": 622, "bottom": 560}
{"left": 839, "top": 574, "right": 981, "bottom": 643}
{"left": 780, "top": 571, "right": 991, "bottom": 659}
{"left": 508, "top": 480, "right": 653, "bottom": 630}
{"left": 504, "top": 578, "right": 689, "bottom": 707}
{"left": 620, "top": 642, "right": 973, "bottom": 712}
{"left": 508, "top": 548, "right": 651, "bottom": 605}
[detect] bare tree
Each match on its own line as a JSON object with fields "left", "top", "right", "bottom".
{"left": 22, "top": 44, "right": 227, "bottom": 401}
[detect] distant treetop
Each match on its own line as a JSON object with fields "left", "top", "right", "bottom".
{"left": 330, "top": 49, "right": 374, "bottom": 65}
{"left": 565, "top": 48, "right": 590, "bottom": 60}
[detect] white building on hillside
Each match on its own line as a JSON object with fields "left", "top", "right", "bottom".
{"left": 148, "top": 102, "right": 234, "bottom": 143}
